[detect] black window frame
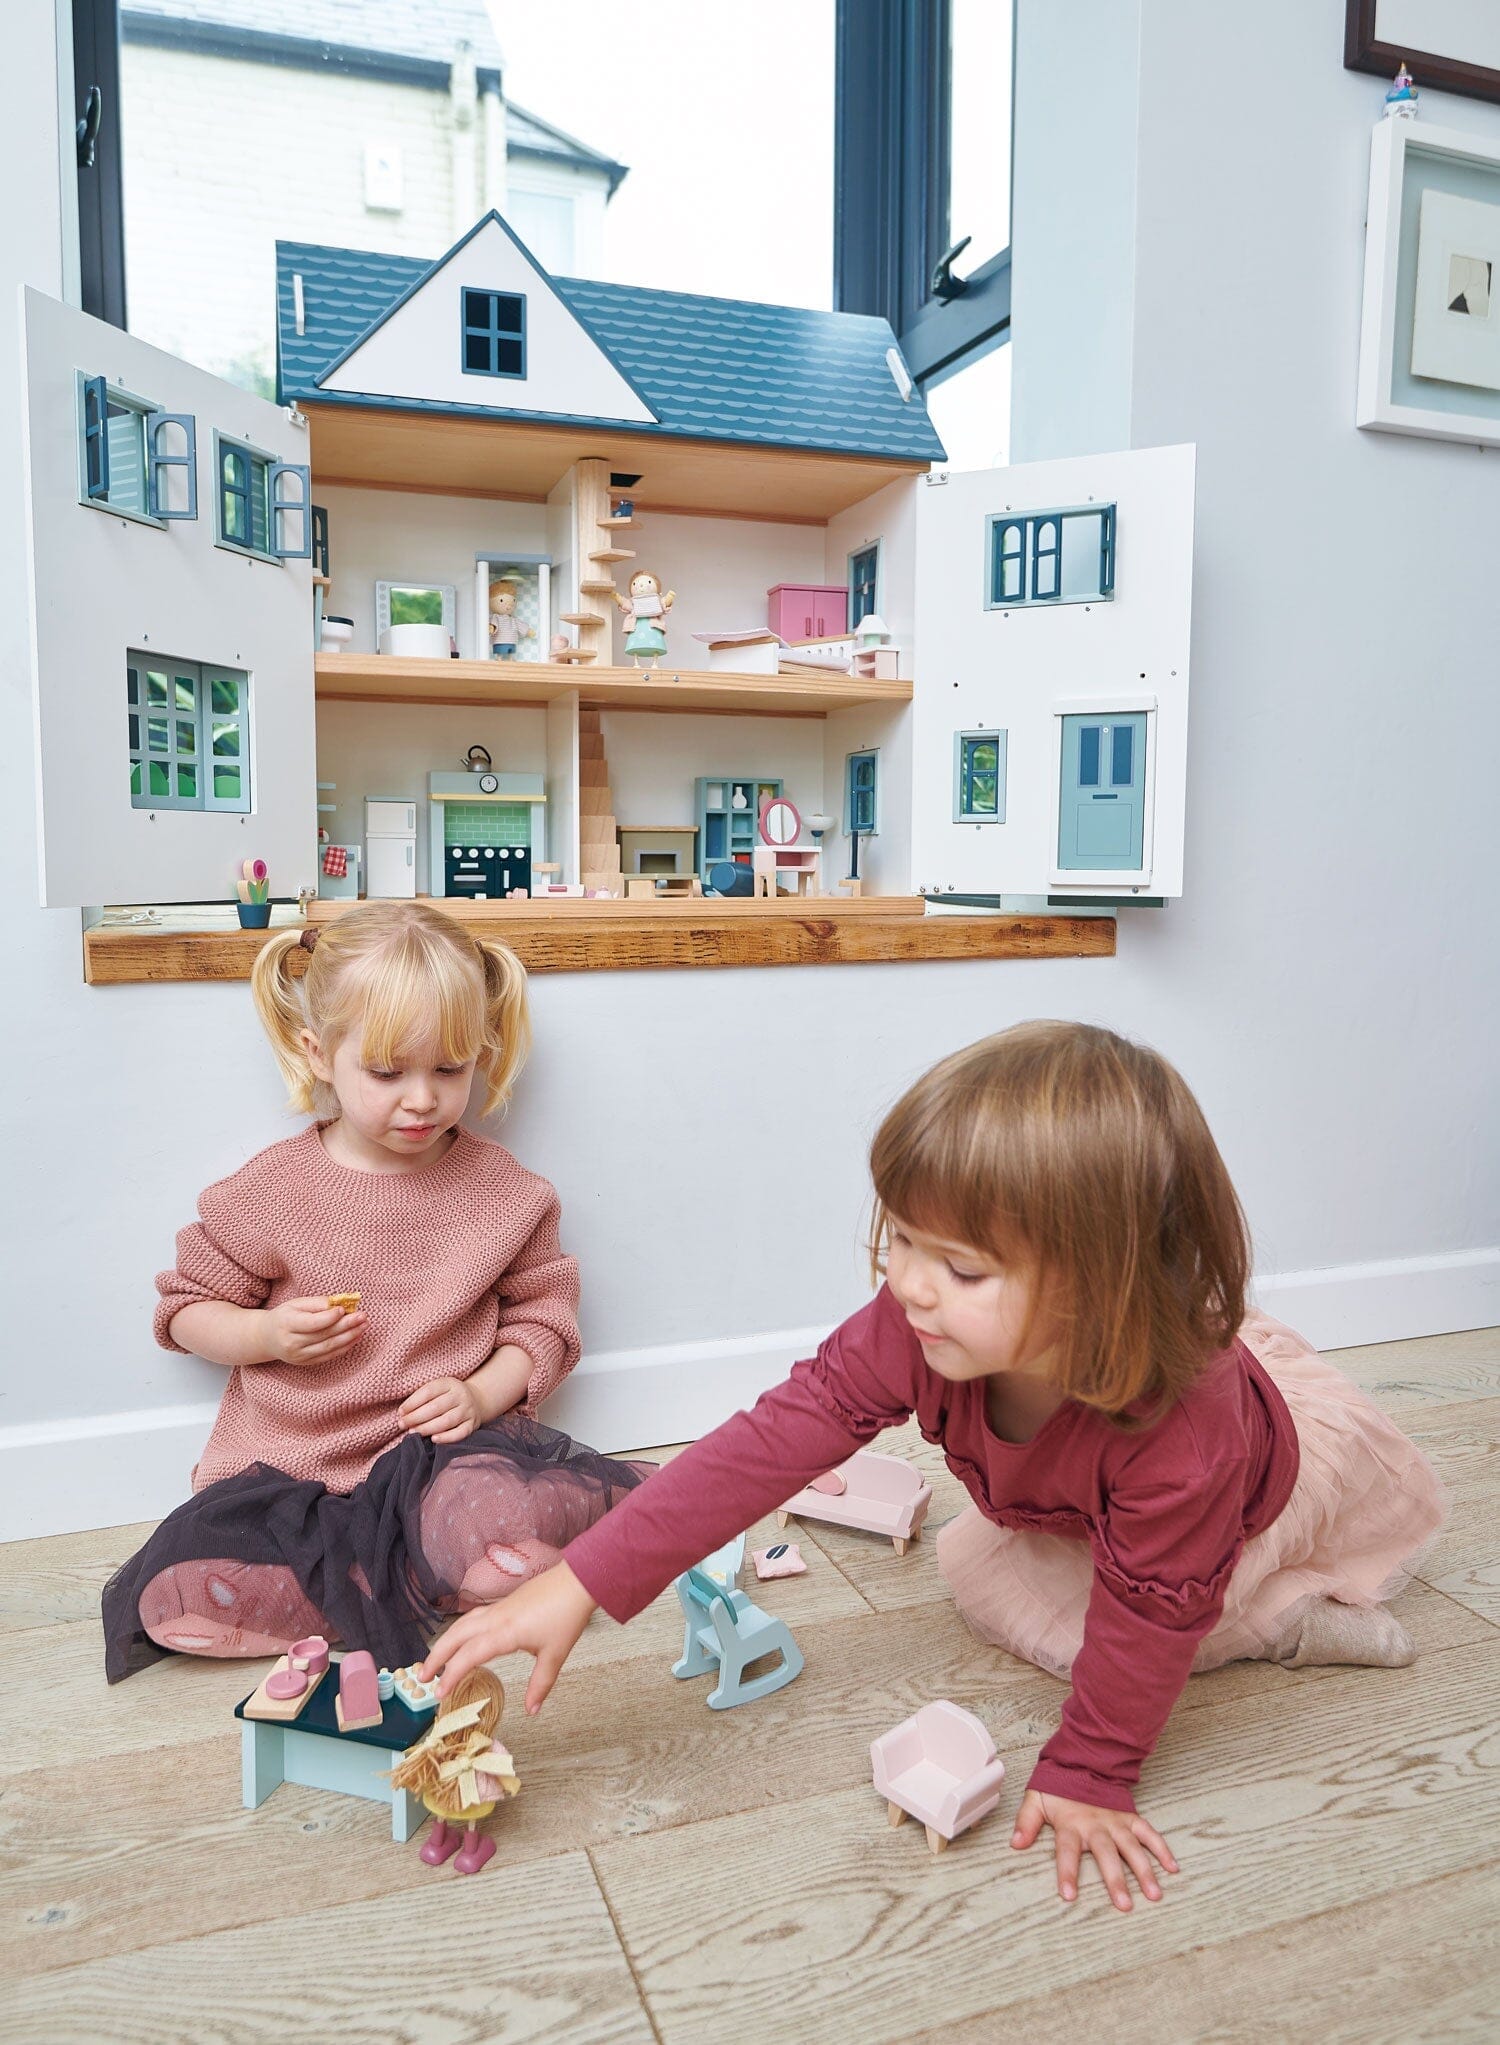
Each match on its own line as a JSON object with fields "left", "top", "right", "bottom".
{"left": 834, "top": 0, "right": 1012, "bottom": 390}
{"left": 73, "top": 0, "right": 128, "bottom": 329}
{"left": 461, "top": 288, "right": 527, "bottom": 381}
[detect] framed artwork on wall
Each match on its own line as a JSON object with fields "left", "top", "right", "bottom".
{"left": 1345, "top": 1, "right": 1500, "bottom": 109}
{"left": 1357, "top": 119, "right": 1500, "bottom": 444}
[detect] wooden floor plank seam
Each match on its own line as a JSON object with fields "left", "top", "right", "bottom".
{"left": 586, "top": 1845, "right": 668, "bottom": 2045}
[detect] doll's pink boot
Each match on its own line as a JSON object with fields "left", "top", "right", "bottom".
{"left": 453, "top": 1826, "right": 495, "bottom": 1875}
{"left": 419, "top": 1819, "right": 461, "bottom": 1865}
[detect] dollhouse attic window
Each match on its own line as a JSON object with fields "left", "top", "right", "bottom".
{"left": 462, "top": 288, "right": 527, "bottom": 379}
{"left": 987, "top": 504, "right": 1116, "bottom": 608}
{"left": 215, "top": 433, "right": 312, "bottom": 561}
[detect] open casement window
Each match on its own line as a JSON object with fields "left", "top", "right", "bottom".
{"left": 216, "top": 434, "right": 312, "bottom": 561}
{"left": 22, "top": 288, "right": 315, "bottom": 906}
{"left": 834, "top": 0, "right": 1012, "bottom": 389}
{"left": 911, "top": 445, "right": 1195, "bottom": 902}
{"left": 79, "top": 375, "right": 200, "bottom": 522}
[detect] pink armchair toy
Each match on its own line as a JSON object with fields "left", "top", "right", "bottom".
{"left": 870, "top": 1700, "right": 1006, "bottom": 1854}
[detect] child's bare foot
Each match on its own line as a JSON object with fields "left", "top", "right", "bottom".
{"left": 1268, "top": 1596, "right": 1415, "bottom": 1669}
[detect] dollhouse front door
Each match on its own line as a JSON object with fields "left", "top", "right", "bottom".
{"left": 1056, "top": 712, "right": 1148, "bottom": 871}
{"left": 21, "top": 288, "right": 316, "bottom": 907}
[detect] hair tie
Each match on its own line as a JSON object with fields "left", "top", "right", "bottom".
{"left": 299, "top": 926, "right": 320, "bottom": 953}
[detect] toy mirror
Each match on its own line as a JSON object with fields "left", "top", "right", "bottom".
{"left": 759, "top": 796, "right": 802, "bottom": 846}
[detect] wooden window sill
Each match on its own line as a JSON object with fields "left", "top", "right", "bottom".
{"left": 83, "top": 898, "right": 1114, "bottom": 982}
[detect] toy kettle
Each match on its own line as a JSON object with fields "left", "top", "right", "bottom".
{"left": 464, "top": 745, "right": 493, "bottom": 773}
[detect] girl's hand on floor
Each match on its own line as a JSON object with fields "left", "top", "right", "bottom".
{"left": 1011, "top": 1789, "right": 1178, "bottom": 1911}
{"left": 264, "top": 1297, "right": 365, "bottom": 1366}
{"left": 398, "top": 1376, "right": 484, "bottom": 1443}
{"left": 420, "top": 1561, "right": 597, "bottom": 1713}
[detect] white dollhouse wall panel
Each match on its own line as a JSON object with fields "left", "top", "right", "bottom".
{"left": 910, "top": 444, "right": 1195, "bottom": 901}
{"left": 318, "top": 214, "right": 655, "bottom": 426}
{"left": 21, "top": 290, "right": 316, "bottom": 907}
{"left": 545, "top": 691, "right": 580, "bottom": 885}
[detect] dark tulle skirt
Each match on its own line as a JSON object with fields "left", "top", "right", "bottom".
{"left": 102, "top": 1414, "right": 651, "bottom": 1683}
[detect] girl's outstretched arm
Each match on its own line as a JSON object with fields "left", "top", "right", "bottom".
{"left": 420, "top": 1561, "right": 596, "bottom": 1711}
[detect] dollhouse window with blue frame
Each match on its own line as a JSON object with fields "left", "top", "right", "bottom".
{"left": 846, "top": 749, "right": 879, "bottom": 835}
{"left": 987, "top": 504, "right": 1116, "bottom": 607}
{"left": 462, "top": 289, "right": 527, "bottom": 379}
{"left": 215, "top": 433, "right": 312, "bottom": 561}
{"left": 126, "top": 654, "right": 251, "bottom": 811}
{"left": 849, "top": 544, "right": 880, "bottom": 627}
{"left": 78, "top": 374, "right": 198, "bottom": 524}
{"left": 954, "top": 731, "right": 1007, "bottom": 822}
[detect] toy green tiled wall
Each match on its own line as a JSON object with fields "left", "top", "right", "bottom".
{"left": 442, "top": 802, "right": 531, "bottom": 845}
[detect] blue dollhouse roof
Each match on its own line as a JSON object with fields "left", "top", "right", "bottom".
{"left": 275, "top": 223, "right": 946, "bottom": 463}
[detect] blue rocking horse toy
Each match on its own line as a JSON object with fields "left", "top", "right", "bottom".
{"left": 672, "top": 1538, "right": 804, "bottom": 1710}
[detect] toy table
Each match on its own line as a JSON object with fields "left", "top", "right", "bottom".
{"left": 235, "top": 1678, "right": 431, "bottom": 1841}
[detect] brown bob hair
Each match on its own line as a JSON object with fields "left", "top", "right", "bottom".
{"left": 869, "top": 1021, "right": 1250, "bottom": 1421}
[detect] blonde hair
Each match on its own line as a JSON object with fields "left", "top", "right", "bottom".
{"left": 251, "top": 901, "right": 531, "bottom": 1121}
{"left": 388, "top": 1666, "right": 505, "bottom": 1809}
{"left": 869, "top": 1022, "right": 1250, "bottom": 1422}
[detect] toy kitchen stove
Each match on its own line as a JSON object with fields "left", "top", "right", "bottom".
{"left": 428, "top": 763, "right": 548, "bottom": 901}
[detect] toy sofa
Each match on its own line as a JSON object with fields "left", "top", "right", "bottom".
{"left": 777, "top": 1449, "right": 933, "bottom": 1553}
{"left": 870, "top": 1700, "right": 1006, "bottom": 1853}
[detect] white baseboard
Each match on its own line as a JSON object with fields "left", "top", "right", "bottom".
{"left": 1252, "top": 1247, "right": 1500, "bottom": 1352}
{"left": 5, "top": 1247, "right": 1497, "bottom": 1545}
{"left": 0, "top": 1328, "right": 823, "bottom": 1545}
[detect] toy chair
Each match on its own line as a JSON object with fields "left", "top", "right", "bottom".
{"left": 694, "top": 1532, "right": 746, "bottom": 1594}
{"left": 672, "top": 1565, "right": 803, "bottom": 1709}
{"left": 752, "top": 795, "right": 820, "bottom": 898}
{"left": 870, "top": 1700, "right": 1006, "bottom": 1854}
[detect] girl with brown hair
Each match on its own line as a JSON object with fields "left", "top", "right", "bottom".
{"left": 419, "top": 1021, "right": 1445, "bottom": 1912}
{"left": 103, "top": 900, "right": 647, "bottom": 1683}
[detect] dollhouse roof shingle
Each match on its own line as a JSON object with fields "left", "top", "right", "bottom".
{"left": 275, "top": 231, "right": 946, "bottom": 463}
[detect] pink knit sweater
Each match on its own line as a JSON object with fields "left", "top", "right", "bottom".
{"left": 155, "top": 1125, "right": 581, "bottom": 1494}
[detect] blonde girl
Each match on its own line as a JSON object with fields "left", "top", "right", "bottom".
{"left": 104, "top": 901, "right": 647, "bottom": 1683}
{"left": 421, "top": 1021, "right": 1444, "bottom": 1911}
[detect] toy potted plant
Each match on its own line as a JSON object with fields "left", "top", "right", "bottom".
{"left": 236, "top": 858, "right": 272, "bottom": 929}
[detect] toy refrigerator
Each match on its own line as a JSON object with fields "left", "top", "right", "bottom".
{"left": 364, "top": 797, "right": 417, "bottom": 897}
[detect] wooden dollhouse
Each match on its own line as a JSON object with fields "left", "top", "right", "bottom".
{"left": 21, "top": 203, "right": 1197, "bottom": 959}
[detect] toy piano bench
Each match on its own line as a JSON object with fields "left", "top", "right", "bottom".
{"left": 871, "top": 1700, "right": 1006, "bottom": 1855}
{"left": 777, "top": 1449, "right": 933, "bottom": 1554}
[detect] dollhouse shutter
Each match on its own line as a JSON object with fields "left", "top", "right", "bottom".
{"left": 83, "top": 375, "right": 109, "bottom": 500}
{"left": 146, "top": 411, "right": 198, "bottom": 520}
{"left": 269, "top": 462, "right": 313, "bottom": 559}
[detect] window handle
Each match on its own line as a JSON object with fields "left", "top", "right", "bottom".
{"left": 76, "top": 85, "right": 102, "bottom": 169}
{"left": 932, "top": 235, "right": 973, "bottom": 302}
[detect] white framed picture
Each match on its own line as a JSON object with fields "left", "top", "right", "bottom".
{"left": 1358, "top": 119, "right": 1500, "bottom": 444}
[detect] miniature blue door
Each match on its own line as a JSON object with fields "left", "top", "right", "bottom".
{"left": 1057, "top": 713, "right": 1148, "bottom": 871}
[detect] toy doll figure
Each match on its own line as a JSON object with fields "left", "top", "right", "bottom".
{"left": 614, "top": 569, "right": 676, "bottom": 668}
{"left": 489, "top": 580, "right": 520, "bottom": 660}
{"left": 1383, "top": 63, "right": 1418, "bottom": 118}
{"left": 390, "top": 1664, "right": 518, "bottom": 1875}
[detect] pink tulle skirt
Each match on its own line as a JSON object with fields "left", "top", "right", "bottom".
{"left": 935, "top": 1312, "right": 1448, "bottom": 1680}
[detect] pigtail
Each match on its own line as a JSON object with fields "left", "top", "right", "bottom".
{"left": 475, "top": 939, "right": 532, "bottom": 1118}
{"left": 250, "top": 930, "right": 318, "bottom": 1114}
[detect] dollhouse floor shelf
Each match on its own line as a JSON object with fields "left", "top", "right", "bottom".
{"left": 84, "top": 902, "right": 1116, "bottom": 982}
{"left": 313, "top": 653, "right": 913, "bottom": 719}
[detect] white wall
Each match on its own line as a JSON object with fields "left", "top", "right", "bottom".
{"left": 598, "top": 510, "right": 828, "bottom": 666}
{"left": 317, "top": 482, "right": 549, "bottom": 659}
{"left": 3, "top": 0, "right": 1495, "bottom": 1541}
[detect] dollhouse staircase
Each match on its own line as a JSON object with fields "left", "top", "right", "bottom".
{"left": 578, "top": 709, "right": 624, "bottom": 895}
{"left": 559, "top": 457, "right": 641, "bottom": 666}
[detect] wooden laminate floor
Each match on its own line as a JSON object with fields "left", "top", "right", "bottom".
{"left": 1, "top": 1329, "right": 1497, "bottom": 2043}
